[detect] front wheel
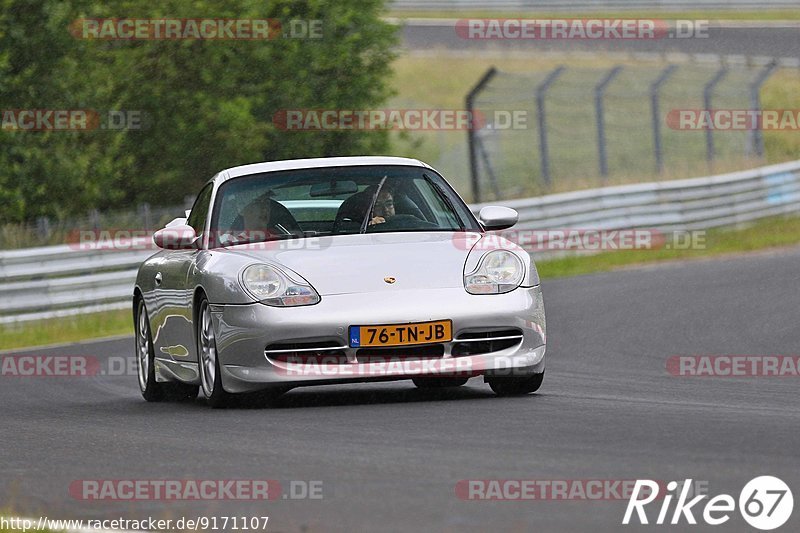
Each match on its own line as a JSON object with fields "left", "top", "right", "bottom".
{"left": 135, "top": 299, "right": 198, "bottom": 402}
{"left": 198, "top": 298, "right": 231, "bottom": 408}
{"left": 487, "top": 372, "right": 544, "bottom": 396}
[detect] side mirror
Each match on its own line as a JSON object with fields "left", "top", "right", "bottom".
{"left": 166, "top": 217, "right": 188, "bottom": 228}
{"left": 153, "top": 224, "right": 198, "bottom": 250}
{"left": 478, "top": 206, "right": 518, "bottom": 231}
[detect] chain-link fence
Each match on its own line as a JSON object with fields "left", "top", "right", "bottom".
{"left": 467, "top": 60, "right": 797, "bottom": 202}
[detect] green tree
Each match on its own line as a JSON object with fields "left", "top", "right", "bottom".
{"left": 0, "top": 0, "right": 396, "bottom": 223}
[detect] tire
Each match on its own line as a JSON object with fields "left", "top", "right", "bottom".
{"left": 197, "top": 297, "right": 231, "bottom": 408}
{"left": 412, "top": 377, "right": 469, "bottom": 388}
{"left": 135, "top": 299, "right": 198, "bottom": 402}
{"left": 487, "top": 372, "right": 545, "bottom": 397}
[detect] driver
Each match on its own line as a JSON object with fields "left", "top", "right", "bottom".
{"left": 368, "top": 189, "right": 396, "bottom": 226}
{"left": 219, "top": 193, "right": 301, "bottom": 246}
{"left": 240, "top": 196, "right": 273, "bottom": 233}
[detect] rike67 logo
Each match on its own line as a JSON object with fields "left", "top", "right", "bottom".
{"left": 623, "top": 476, "right": 793, "bottom": 530}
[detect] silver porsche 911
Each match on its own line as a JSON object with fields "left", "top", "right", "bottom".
{"left": 134, "top": 156, "right": 546, "bottom": 407}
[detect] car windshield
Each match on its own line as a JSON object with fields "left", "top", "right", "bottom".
{"left": 209, "top": 165, "right": 480, "bottom": 247}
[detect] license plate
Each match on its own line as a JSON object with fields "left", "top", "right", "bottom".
{"left": 349, "top": 320, "right": 452, "bottom": 348}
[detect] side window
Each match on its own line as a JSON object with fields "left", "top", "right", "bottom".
{"left": 186, "top": 184, "right": 213, "bottom": 235}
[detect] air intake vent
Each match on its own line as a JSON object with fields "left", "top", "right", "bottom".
{"left": 266, "top": 341, "right": 342, "bottom": 351}
{"left": 265, "top": 340, "right": 348, "bottom": 364}
{"left": 455, "top": 329, "right": 521, "bottom": 341}
{"left": 452, "top": 329, "right": 523, "bottom": 357}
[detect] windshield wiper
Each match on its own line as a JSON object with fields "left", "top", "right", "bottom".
{"left": 359, "top": 175, "right": 388, "bottom": 234}
{"left": 423, "top": 173, "right": 465, "bottom": 231}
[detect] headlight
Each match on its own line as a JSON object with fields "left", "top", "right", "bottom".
{"left": 241, "top": 264, "right": 320, "bottom": 306}
{"left": 464, "top": 250, "right": 524, "bottom": 294}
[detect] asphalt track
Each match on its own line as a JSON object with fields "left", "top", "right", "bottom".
{"left": 2, "top": 249, "right": 800, "bottom": 532}
{"left": 400, "top": 21, "right": 800, "bottom": 59}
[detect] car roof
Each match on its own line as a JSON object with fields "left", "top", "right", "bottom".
{"left": 214, "top": 156, "right": 432, "bottom": 184}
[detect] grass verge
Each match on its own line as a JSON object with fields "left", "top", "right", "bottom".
{"left": 536, "top": 214, "right": 800, "bottom": 278}
{"left": 2, "top": 215, "right": 800, "bottom": 349}
{"left": 0, "top": 308, "right": 132, "bottom": 352}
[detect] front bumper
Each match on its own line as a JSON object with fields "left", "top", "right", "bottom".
{"left": 209, "top": 286, "right": 546, "bottom": 393}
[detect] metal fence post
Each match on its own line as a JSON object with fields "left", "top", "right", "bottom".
{"left": 465, "top": 67, "right": 498, "bottom": 203}
{"left": 651, "top": 64, "right": 677, "bottom": 174}
{"left": 475, "top": 129, "right": 502, "bottom": 200}
{"left": 749, "top": 60, "right": 778, "bottom": 159}
{"left": 536, "top": 66, "right": 566, "bottom": 188}
{"left": 594, "top": 65, "right": 623, "bottom": 181}
{"left": 35, "top": 216, "right": 51, "bottom": 241}
{"left": 89, "top": 209, "right": 100, "bottom": 231}
{"left": 703, "top": 66, "right": 728, "bottom": 163}
{"left": 139, "top": 202, "right": 152, "bottom": 230}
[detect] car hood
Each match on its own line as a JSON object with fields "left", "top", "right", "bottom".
{"left": 223, "top": 232, "right": 482, "bottom": 296}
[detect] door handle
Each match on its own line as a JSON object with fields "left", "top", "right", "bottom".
{"left": 155, "top": 272, "right": 162, "bottom": 286}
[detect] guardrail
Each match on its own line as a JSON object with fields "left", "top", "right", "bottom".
{"left": 0, "top": 246, "right": 153, "bottom": 324}
{"left": 390, "top": 1, "right": 798, "bottom": 10}
{"left": 472, "top": 160, "right": 800, "bottom": 232}
{"left": 2, "top": 159, "right": 800, "bottom": 324}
